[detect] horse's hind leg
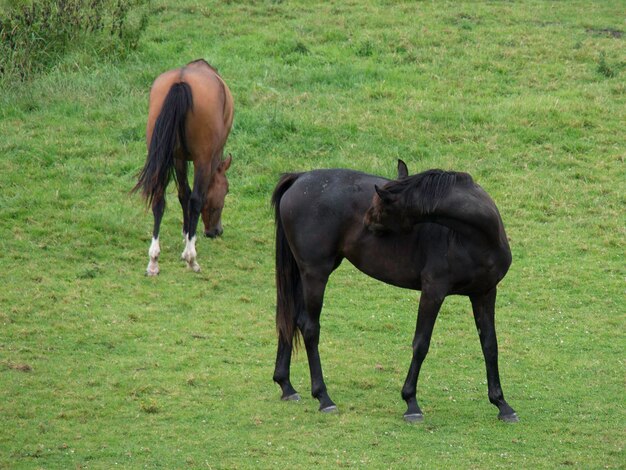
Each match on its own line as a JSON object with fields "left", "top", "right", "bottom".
{"left": 146, "top": 195, "right": 166, "bottom": 276}
{"left": 300, "top": 269, "right": 337, "bottom": 412}
{"left": 273, "top": 337, "right": 300, "bottom": 401}
{"left": 175, "top": 159, "right": 191, "bottom": 237}
{"left": 401, "top": 289, "right": 444, "bottom": 422}
{"left": 470, "top": 288, "right": 518, "bottom": 422}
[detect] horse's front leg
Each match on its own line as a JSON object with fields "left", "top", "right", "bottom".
{"left": 146, "top": 196, "right": 166, "bottom": 276}
{"left": 182, "top": 165, "right": 208, "bottom": 272}
{"left": 300, "top": 271, "right": 336, "bottom": 412}
{"left": 401, "top": 290, "right": 444, "bottom": 422}
{"left": 470, "top": 288, "right": 518, "bottom": 422}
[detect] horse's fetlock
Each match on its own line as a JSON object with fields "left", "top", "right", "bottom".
{"left": 311, "top": 384, "right": 326, "bottom": 400}
{"left": 488, "top": 391, "right": 504, "bottom": 406}
{"left": 273, "top": 372, "right": 286, "bottom": 385}
{"left": 401, "top": 388, "right": 416, "bottom": 402}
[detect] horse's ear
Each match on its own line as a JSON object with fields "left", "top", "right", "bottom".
{"left": 375, "top": 185, "right": 395, "bottom": 204}
{"left": 397, "top": 159, "right": 408, "bottom": 178}
{"left": 221, "top": 154, "right": 232, "bottom": 172}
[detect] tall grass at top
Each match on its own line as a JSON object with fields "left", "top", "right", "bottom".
{"left": 0, "top": 0, "right": 151, "bottom": 82}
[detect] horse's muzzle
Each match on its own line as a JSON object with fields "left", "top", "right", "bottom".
{"left": 204, "top": 228, "right": 223, "bottom": 238}
{"left": 365, "top": 221, "right": 388, "bottom": 234}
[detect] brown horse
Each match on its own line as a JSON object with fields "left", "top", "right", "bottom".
{"left": 133, "top": 59, "right": 233, "bottom": 275}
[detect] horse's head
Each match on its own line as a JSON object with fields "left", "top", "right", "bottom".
{"left": 202, "top": 154, "right": 232, "bottom": 238}
{"left": 365, "top": 165, "right": 470, "bottom": 236}
{"left": 364, "top": 183, "right": 413, "bottom": 234}
{"left": 364, "top": 160, "right": 413, "bottom": 234}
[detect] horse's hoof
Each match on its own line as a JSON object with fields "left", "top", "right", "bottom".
{"left": 498, "top": 412, "right": 519, "bottom": 423}
{"left": 145, "top": 269, "right": 159, "bottom": 276}
{"left": 403, "top": 412, "right": 424, "bottom": 423}
{"left": 281, "top": 393, "right": 301, "bottom": 402}
{"left": 146, "top": 260, "right": 159, "bottom": 276}
{"left": 320, "top": 405, "right": 338, "bottom": 413}
{"left": 187, "top": 262, "right": 201, "bottom": 272}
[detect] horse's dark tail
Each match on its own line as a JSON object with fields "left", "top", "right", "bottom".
{"left": 271, "top": 173, "right": 304, "bottom": 348}
{"left": 132, "top": 82, "right": 193, "bottom": 206}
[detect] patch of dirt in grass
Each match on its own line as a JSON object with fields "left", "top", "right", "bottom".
{"left": 4, "top": 361, "right": 33, "bottom": 372}
{"left": 586, "top": 28, "right": 623, "bottom": 38}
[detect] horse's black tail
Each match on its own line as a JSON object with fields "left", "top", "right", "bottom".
{"left": 271, "top": 173, "right": 304, "bottom": 347}
{"left": 132, "top": 82, "right": 193, "bottom": 206}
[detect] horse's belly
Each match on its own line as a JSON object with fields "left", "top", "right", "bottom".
{"left": 351, "top": 260, "right": 421, "bottom": 290}
{"left": 343, "top": 238, "right": 424, "bottom": 290}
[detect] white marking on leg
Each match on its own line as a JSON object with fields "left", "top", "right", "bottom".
{"left": 181, "top": 233, "right": 189, "bottom": 260}
{"left": 181, "top": 234, "right": 200, "bottom": 272}
{"left": 146, "top": 236, "right": 160, "bottom": 276}
{"left": 189, "top": 235, "right": 200, "bottom": 272}
{"left": 181, "top": 232, "right": 188, "bottom": 260}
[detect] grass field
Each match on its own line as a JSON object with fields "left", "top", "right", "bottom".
{"left": 1, "top": 0, "right": 624, "bottom": 468}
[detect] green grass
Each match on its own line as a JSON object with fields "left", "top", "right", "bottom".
{"left": 1, "top": 0, "right": 624, "bottom": 468}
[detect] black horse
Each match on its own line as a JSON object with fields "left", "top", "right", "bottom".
{"left": 271, "top": 161, "right": 518, "bottom": 422}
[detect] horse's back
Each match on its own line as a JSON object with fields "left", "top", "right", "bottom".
{"left": 280, "top": 169, "right": 385, "bottom": 224}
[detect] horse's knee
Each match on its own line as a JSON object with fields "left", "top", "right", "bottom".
{"left": 189, "top": 193, "right": 203, "bottom": 213}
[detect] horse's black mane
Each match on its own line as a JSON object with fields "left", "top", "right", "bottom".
{"left": 384, "top": 169, "right": 473, "bottom": 214}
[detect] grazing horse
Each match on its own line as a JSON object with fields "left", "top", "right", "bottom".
{"left": 272, "top": 161, "right": 518, "bottom": 422}
{"left": 133, "top": 59, "right": 233, "bottom": 275}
